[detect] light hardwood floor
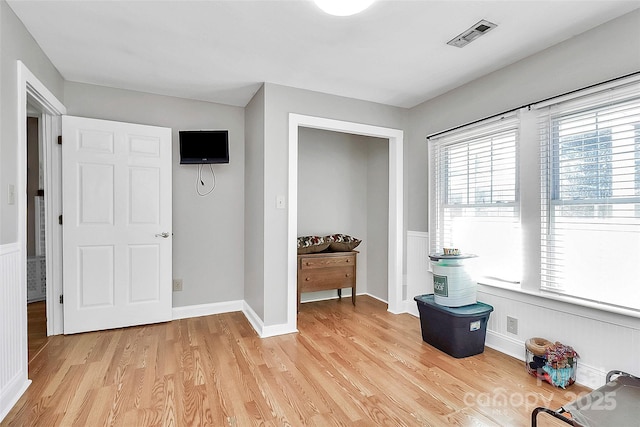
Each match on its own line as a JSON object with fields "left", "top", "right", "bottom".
{"left": 5, "top": 296, "right": 589, "bottom": 426}
{"left": 27, "top": 301, "right": 48, "bottom": 362}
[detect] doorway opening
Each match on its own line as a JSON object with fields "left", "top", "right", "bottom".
{"left": 296, "top": 128, "right": 389, "bottom": 308}
{"left": 18, "top": 61, "right": 67, "bottom": 345}
{"left": 25, "top": 108, "right": 47, "bottom": 360}
{"left": 288, "top": 114, "right": 404, "bottom": 332}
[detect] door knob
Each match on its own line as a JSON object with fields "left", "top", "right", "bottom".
{"left": 155, "top": 232, "right": 170, "bottom": 238}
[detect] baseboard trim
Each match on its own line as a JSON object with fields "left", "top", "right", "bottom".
{"left": 0, "top": 378, "right": 30, "bottom": 423}
{"left": 300, "top": 291, "right": 353, "bottom": 304}
{"left": 171, "top": 300, "right": 298, "bottom": 339}
{"left": 485, "top": 330, "right": 525, "bottom": 361}
{"left": 242, "top": 302, "right": 264, "bottom": 336}
{"left": 404, "top": 299, "right": 419, "bottom": 317}
{"left": 261, "top": 323, "right": 298, "bottom": 338}
{"left": 575, "top": 361, "right": 608, "bottom": 390}
{"left": 364, "top": 292, "right": 388, "bottom": 305}
{"left": 242, "top": 302, "right": 297, "bottom": 338}
{"left": 300, "top": 292, "right": 386, "bottom": 305}
{"left": 172, "top": 300, "right": 243, "bottom": 320}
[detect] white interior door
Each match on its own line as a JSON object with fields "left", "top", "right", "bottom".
{"left": 62, "top": 116, "right": 172, "bottom": 334}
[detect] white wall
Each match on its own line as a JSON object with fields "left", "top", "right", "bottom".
{"left": 64, "top": 82, "right": 245, "bottom": 307}
{"left": 297, "top": 128, "right": 389, "bottom": 302}
{"left": 407, "top": 10, "right": 640, "bottom": 387}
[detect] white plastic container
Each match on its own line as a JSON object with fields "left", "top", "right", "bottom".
{"left": 430, "top": 254, "right": 477, "bottom": 307}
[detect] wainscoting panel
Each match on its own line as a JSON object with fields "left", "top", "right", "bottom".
{"left": 478, "top": 289, "right": 640, "bottom": 389}
{"left": 0, "top": 243, "right": 30, "bottom": 422}
{"left": 405, "top": 231, "right": 431, "bottom": 316}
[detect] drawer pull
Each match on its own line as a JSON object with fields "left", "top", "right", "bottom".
{"left": 345, "top": 274, "right": 350, "bottom": 277}
{"left": 346, "top": 259, "right": 350, "bottom": 262}
{"left": 305, "top": 277, "right": 310, "bottom": 281}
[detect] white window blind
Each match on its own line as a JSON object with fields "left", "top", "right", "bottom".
{"left": 430, "top": 114, "right": 521, "bottom": 282}
{"left": 539, "top": 80, "right": 640, "bottom": 310}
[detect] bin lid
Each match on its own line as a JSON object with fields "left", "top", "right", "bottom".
{"left": 414, "top": 294, "right": 493, "bottom": 317}
{"left": 429, "top": 253, "right": 477, "bottom": 261}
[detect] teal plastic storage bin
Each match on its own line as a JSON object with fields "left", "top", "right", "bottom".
{"left": 414, "top": 294, "right": 493, "bottom": 358}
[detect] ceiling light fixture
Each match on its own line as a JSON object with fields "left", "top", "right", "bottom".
{"left": 313, "top": 0, "right": 375, "bottom": 16}
{"left": 447, "top": 20, "right": 497, "bottom": 48}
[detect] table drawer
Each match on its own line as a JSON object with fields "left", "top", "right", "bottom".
{"left": 299, "top": 267, "right": 355, "bottom": 292}
{"left": 300, "top": 255, "right": 355, "bottom": 270}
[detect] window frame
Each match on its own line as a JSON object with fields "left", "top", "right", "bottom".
{"left": 539, "top": 82, "right": 640, "bottom": 310}
{"left": 427, "top": 75, "right": 640, "bottom": 318}
{"left": 429, "top": 113, "right": 521, "bottom": 283}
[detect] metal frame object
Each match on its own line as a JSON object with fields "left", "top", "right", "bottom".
{"left": 531, "top": 370, "right": 640, "bottom": 427}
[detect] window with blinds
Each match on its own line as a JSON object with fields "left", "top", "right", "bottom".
{"left": 430, "top": 114, "right": 521, "bottom": 282}
{"left": 540, "top": 83, "right": 640, "bottom": 310}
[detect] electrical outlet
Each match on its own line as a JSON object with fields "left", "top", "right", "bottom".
{"left": 172, "top": 279, "right": 183, "bottom": 292}
{"left": 507, "top": 316, "right": 518, "bottom": 335}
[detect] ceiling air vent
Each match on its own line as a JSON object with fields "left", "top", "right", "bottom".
{"left": 447, "top": 19, "right": 497, "bottom": 48}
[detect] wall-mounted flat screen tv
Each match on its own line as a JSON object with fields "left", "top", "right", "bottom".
{"left": 179, "top": 130, "right": 229, "bottom": 164}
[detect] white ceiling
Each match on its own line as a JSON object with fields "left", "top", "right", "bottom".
{"left": 8, "top": 0, "right": 640, "bottom": 108}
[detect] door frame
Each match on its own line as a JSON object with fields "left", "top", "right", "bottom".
{"left": 288, "top": 114, "right": 404, "bottom": 329}
{"left": 17, "top": 61, "right": 66, "bottom": 336}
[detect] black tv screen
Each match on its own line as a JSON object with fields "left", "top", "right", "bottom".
{"left": 179, "top": 130, "right": 229, "bottom": 164}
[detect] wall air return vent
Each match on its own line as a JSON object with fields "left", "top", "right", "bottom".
{"left": 447, "top": 19, "right": 497, "bottom": 48}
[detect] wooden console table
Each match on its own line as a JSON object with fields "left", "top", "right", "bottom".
{"left": 297, "top": 251, "right": 357, "bottom": 311}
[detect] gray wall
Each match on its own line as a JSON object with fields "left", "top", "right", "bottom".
{"left": 408, "top": 9, "right": 640, "bottom": 232}
{"left": 1, "top": 0, "right": 64, "bottom": 243}
{"left": 244, "top": 84, "right": 265, "bottom": 318}
{"left": 64, "top": 82, "right": 245, "bottom": 307}
{"left": 364, "top": 134, "right": 389, "bottom": 300}
{"left": 298, "top": 128, "right": 368, "bottom": 241}
{"left": 297, "top": 128, "right": 389, "bottom": 302}
{"left": 259, "top": 83, "right": 408, "bottom": 326}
